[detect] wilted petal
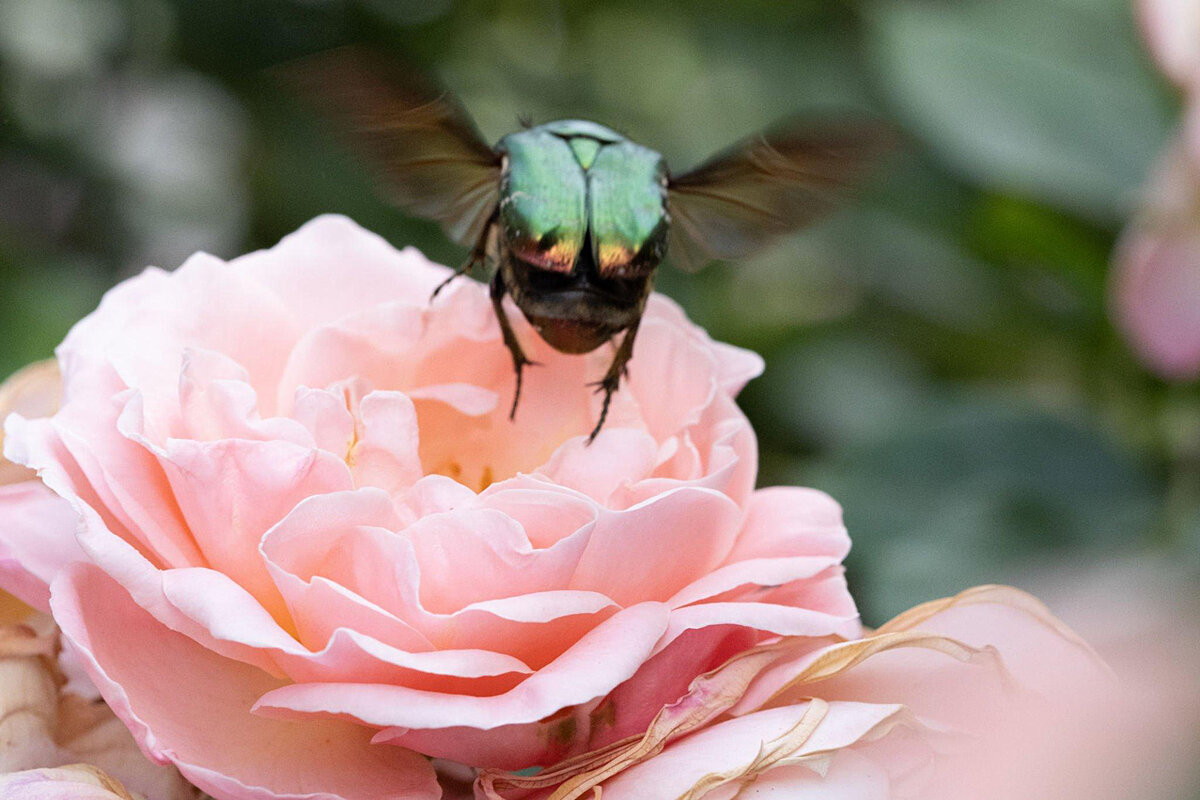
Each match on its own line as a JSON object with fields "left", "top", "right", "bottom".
{"left": 0, "top": 623, "right": 59, "bottom": 771}
{"left": 0, "top": 765, "right": 137, "bottom": 800}
{"left": 0, "top": 360, "right": 61, "bottom": 488}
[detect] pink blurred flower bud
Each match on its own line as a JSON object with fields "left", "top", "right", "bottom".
{"left": 1112, "top": 142, "right": 1200, "bottom": 379}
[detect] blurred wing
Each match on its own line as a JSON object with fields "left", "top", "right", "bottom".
{"left": 278, "top": 47, "right": 501, "bottom": 246}
{"left": 667, "top": 119, "right": 892, "bottom": 271}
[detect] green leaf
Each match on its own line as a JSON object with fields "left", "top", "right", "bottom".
{"left": 867, "top": 0, "right": 1174, "bottom": 223}
{"left": 798, "top": 399, "right": 1161, "bottom": 622}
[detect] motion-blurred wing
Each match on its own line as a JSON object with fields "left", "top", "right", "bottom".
{"left": 667, "top": 119, "right": 892, "bottom": 271}
{"left": 279, "top": 47, "right": 501, "bottom": 247}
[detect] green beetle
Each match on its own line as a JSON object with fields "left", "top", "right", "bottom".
{"left": 283, "top": 49, "right": 888, "bottom": 441}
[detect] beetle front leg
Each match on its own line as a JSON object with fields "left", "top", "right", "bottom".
{"left": 490, "top": 271, "right": 539, "bottom": 420}
{"left": 432, "top": 212, "right": 498, "bottom": 300}
{"left": 587, "top": 316, "right": 641, "bottom": 444}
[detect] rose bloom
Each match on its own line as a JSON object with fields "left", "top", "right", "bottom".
{"left": 0, "top": 216, "right": 859, "bottom": 798}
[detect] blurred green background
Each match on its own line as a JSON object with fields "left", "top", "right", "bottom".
{"left": 0, "top": 0, "right": 1195, "bottom": 625}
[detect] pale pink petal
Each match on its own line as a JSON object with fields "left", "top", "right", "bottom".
{"left": 586, "top": 625, "right": 763, "bottom": 749}
{"left": 474, "top": 481, "right": 598, "bottom": 550}
{"left": 349, "top": 391, "right": 424, "bottom": 494}
{"left": 596, "top": 701, "right": 905, "bottom": 800}
{"left": 66, "top": 497, "right": 287, "bottom": 677}
{"left": 274, "top": 304, "right": 428, "bottom": 410}
{"left": 643, "top": 294, "right": 765, "bottom": 395}
{"left": 662, "top": 600, "right": 859, "bottom": 649}
{"left": 396, "top": 710, "right": 601, "bottom": 772}
{"left": 406, "top": 383, "right": 499, "bottom": 416}
{"left": 616, "top": 397, "right": 757, "bottom": 510}
{"left": 539, "top": 428, "right": 660, "bottom": 504}
{"left": 176, "top": 349, "right": 311, "bottom": 445}
{"left": 50, "top": 563, "right": 440, "bottom": 800}
{"left": 142, "top": 436, "right": 352, "bottom": 616}
{"left": 290, "top": 386, "right": 356, "bottom": 456}
{"left": 31, "top": 384, "right": 206, "bottom": 569}
{"left": 726, "top": 486, "right": 848, "bottom": 562}
{"left": 255, "top": 603, "right": 670, "bottom": 734}
{"left": 668, "top": 556, "right": 848, "bottom": 608}
{"left": 0, "top": 482, "right": 84, "bottom": 610}
{"left": 238, "top": 216, "right": 453, "bottom": 331}
{"left": 161, "top": 562, "right": 535, "bottom": 689}
{"left": 569, "top": 487, "right": 742, "bottom": 605}
{"left": 60, "top": 257, "right": 300, "bottom": 418}
{"left": 624, "top": 316, "right": 723, "bottom": 441}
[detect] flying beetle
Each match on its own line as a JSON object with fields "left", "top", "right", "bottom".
{"left": 281, "top": 48, "right": 890, "bottom": 442}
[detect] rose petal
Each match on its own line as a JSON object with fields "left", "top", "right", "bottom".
{"left": 596, "top": 701, "right": 906, "bottom": 800}
{"left": 255, "top": 603, "right": 670, "bottom": 734}
{"left": 50, "top": 563, "right": 440, "bottom": 800}
{"left": 0, "top": 482, "right": 84, "bottom": 610}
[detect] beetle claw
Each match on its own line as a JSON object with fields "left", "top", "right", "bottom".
{"left": 508, "top": 357, "right": 542, "bottom": 420}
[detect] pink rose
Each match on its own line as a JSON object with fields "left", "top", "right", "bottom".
{"left": 0, "top": 216, "right": 857, "bottom": 799}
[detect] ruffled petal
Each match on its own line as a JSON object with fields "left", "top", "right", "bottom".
{"left": 50, "top": 563, "right": 440, "bottom": 800}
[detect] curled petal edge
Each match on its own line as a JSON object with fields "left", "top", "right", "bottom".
{"left": 476, "top": 584, "right": 1109, "bottom": 800}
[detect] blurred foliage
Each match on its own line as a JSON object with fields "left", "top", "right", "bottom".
{"left": 0, "top": 0, "right": 1195, "bottom": 624}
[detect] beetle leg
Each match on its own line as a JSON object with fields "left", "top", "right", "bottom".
{"left": 586, "top": 316, "right": 642, "bottom": 444}
{"left": 490, "top": 271, "right": 539, "bottom": 420}
{"left": 432, "top": 212, "right": 498, "bottom": 300}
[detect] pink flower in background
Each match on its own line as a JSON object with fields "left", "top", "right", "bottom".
{"left": 1139, "top": 0, "right": 1200, "bottom": 161}
{"left": 1112, "top": 143, "right": 1200, "bottom": 378}
{"left": 0, "top": 216, "right": 858, "bottom": 799}
{"left": 1113, "top": 0, "right": 1200, "bottom": 378}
